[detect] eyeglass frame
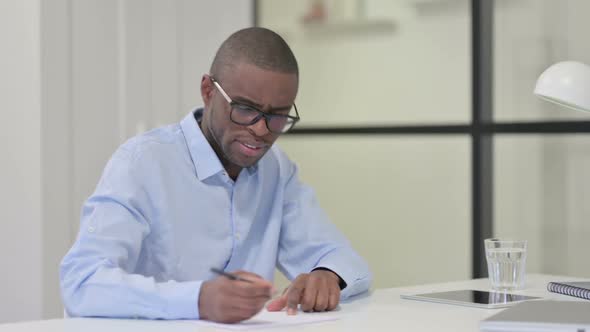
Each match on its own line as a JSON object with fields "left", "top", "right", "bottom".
{"left": 209, "top": 76, "right": 300, "bottom": 134}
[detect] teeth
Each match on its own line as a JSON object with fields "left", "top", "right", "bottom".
{"left": 243, "top": 143, "right": 259, "bottom": 149}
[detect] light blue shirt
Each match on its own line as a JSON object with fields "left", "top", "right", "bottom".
{"left": 60, "top": 110, "right": 371, "bottom": 320}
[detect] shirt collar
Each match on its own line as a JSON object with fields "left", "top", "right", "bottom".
{"left": 180, "top": 109, "right": 225, "bottom": 181}
{"left": 180, "top": 109, "right": 258, "bottom": 181}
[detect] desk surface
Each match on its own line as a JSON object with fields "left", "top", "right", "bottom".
{"left": 1, "top": 274, "right": 585, "bottom": 332}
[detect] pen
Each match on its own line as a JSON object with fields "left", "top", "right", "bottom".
{"left": 210, "top": 267, "right": 253, "bottom": 283}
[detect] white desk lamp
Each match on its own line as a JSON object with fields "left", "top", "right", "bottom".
{"left": 534, "top": 61, "right": 590, "bottom": 112}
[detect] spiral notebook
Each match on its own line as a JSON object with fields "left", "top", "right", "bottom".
{"left": 547, "top": 281, "right": 590, "bottom": 300}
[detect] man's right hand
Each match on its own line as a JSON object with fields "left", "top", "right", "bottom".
{"left": 198, "top": 270, "right": 274, "bottom": 323}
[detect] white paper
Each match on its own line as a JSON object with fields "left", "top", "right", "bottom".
{"left": 195, "top": 310, "right": 340, "bottom": 330}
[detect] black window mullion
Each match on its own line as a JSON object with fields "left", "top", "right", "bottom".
{"left": 252, "top": 0, "right": 259, "bottom": 27}
{"left": 471, "top": 0, "right": 494, "bottom": 279}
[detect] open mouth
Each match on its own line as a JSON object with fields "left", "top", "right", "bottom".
{"left": 242, "top": 142, "right": 264, "bottom": 149}
{"left": 238, "top": 141, "right": 268, "bottom": 157}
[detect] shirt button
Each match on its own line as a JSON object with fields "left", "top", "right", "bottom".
{"left": 235, "top": 233, "right": 241, "bottom": 240}
{"left": 87, "top": 226, "right": 95, "bottom": 233}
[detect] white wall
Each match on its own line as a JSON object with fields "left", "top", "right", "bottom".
{"left": 0, "top": 0, "right": 252, "bottom": 323}
{"left": 68, "top": 0, "right": 253, "bottom": 241}
{"left": 0, "top": 0, "right": 43, "bottom": 323}
{"left": 277, "top": 136, "right": 471, "bottom": 288}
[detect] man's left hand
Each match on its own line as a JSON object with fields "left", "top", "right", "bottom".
{"left": 266, "top": 270, "right": 341, "bottom": 314}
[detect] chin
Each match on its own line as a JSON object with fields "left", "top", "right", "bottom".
{"left": 235, "top": 158, "right": 260, "bottom": 168}
{"left": 227, "top": 148, "right": 269, "bottom": 169}
{"left": 231, "top": 154, "right": 265, "bottom": 168}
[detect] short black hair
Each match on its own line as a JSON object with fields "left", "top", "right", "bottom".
{"left": 210, "top": 27, "right": 299, "bottom": 79}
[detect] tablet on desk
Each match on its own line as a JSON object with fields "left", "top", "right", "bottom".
{"left": 401, "top": 290, "right": 541, "bottom": 309}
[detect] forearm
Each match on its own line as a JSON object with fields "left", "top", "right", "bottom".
{"left": 61, "top": 263, "right": 202, "bottom": 319}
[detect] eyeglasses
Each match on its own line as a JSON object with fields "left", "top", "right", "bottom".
{"left": 210, "top": 76, "right": 300, "bottom": 134}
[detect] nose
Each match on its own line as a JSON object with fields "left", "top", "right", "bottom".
{"left": 247, "top": 116, "right": 270, "bottom": 137}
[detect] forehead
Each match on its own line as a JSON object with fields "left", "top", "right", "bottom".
{"left": 219, "top": 62, "right": 298, "bottom": 107}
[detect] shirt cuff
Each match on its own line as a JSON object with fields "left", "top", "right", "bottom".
{"left": 160, "top": 279, "right": 203, "bottom": 319}
{"left": 312, "top": 252, "right": 372, "bottom": 299}
{"left": 311, "top": 267, "right": 347, "bottom": 290}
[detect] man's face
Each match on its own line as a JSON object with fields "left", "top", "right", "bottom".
{"left": 200, "top": 62, "right": 298, "bottom": 176}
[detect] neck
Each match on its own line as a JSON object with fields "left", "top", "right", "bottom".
{"left": 199, "top": 118, "right": 242, "bottom": 181}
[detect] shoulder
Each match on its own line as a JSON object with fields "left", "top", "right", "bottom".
{"left": 104, "top": 124, "right": 189, "bottom": 180}
{"left": 262, "top": 144, "right": 298, "bottom": 178}
{"left": 116, "top": 124, "right": 185, "bottom": 164}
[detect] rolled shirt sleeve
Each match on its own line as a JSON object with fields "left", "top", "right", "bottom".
{"left": 60, "top": 146, "right": 203, "bottom": 319}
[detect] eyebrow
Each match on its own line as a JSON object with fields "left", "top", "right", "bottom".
{"left": 232, "top": 96, "right": 293, "bottom": 113}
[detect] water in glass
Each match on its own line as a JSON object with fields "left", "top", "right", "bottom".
{"left": 486, "top": 247, "right": 526, "bottom": 290}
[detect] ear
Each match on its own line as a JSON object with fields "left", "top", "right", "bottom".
{"left": 201, "top": 74, "right": 214, "bottom": 107}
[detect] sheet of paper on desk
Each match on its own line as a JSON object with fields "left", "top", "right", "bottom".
{"left": 194, "top": 310, "right": 340, "bottom": 330}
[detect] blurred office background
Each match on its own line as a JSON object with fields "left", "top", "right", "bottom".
{"left": 2, "top": 0, "right": 590, "bottom": 324}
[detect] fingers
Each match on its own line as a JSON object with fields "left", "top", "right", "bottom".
{"left": 220, "top": 283, "right": 268, "bottom": 323}
{"left": 230, "top": 271, "right": 273, "bottom": 298}
{"left": 217, "top": 302, "right": 262, "bottom": 324}
{"left": 230, "top": 295, "right": 267, "bottom": 316}
{"left": 327, "top": 284, "right": 340, "bottom": 311}
{"left": 199, "top": 271, "right": 275, "bottom": 323}
{"left": 292, "top": 270, "right": 342, "bottom": 313}
{"left": 286, "top": 275, "right": 306, "bottom": 315}
{"left": 246, "top": 270, "right": 343, "bottom": 320}
{"left": 266, "top": 294, "right": 286, "bottom": 311}
{"left": 314, "top": 270, "right": 341, "bottom": 311}
{"left": 300, "top": 274, "right": 320, "bottom": 312}
{"left": 233, "top": 270, "right": 274, "bottom": 289}
{"left": 312, "top": 278, "right": 329, "bottom": 312}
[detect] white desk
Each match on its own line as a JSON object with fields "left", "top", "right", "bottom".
{"left": 0, "top": 274, "right": 585, "bottom": 332}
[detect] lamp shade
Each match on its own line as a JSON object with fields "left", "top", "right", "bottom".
{"left": 534, "top": 61, "right": 590, "bottom": 112}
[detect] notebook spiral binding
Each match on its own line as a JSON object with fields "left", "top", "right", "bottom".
{"left": 547, "top": 282, "right": 590, "bottom": 300}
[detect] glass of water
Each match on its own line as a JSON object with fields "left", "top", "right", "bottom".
{"left": 484, "top": 238, "right": 527, "bottom": 291}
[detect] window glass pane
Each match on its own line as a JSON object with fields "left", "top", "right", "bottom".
{"left": 495, "top": 135, "right": 590, "bottom": 277}
{"left": 494, "top": 0, "right": 590, "bottom": 122}
{"left": 259, "top": 0, "right": 471, "bottom": 126}
{"left": 278, "top": 135, "right": 471, "bottom": 287}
